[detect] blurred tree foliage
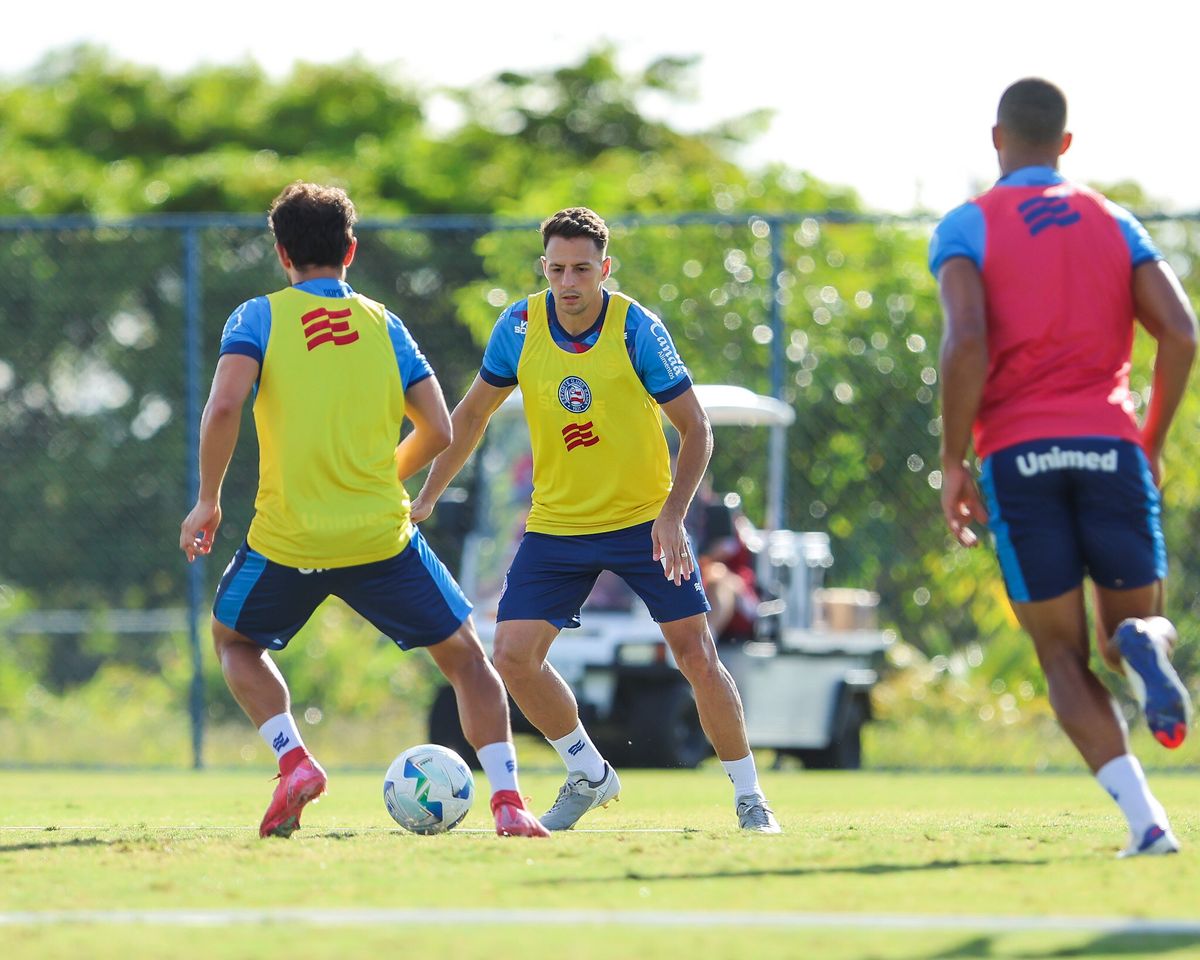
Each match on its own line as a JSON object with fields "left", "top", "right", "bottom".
{"left": 1, "top": 46, "right": 1197, "bottom": 732}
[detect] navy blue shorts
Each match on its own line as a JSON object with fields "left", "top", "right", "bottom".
{"left": 212, "top": 527, "right": 472, "bottom": 651}
{"left": 497, "top": 520, "right": 711, "bottom": 628}
{"left": 979, "top": 437, "right": 1167, "bottom": 603}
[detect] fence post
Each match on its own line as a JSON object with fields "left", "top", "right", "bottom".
{"left": 183, "top": 225, "right": 206, "bottom": 770}
{"left": 766, "top": 217, "right": 787, "bottom": 532}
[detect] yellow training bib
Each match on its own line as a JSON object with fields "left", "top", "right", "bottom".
{"left": 518, "top": 290, "right": 672, "bottom": 535}
{"left": 247, "top": 286, "right": 412, "bottom": 567}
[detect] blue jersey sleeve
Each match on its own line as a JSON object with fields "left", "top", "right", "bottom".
{"left": 1103, "top": 200, "right": 1163, "bottom": 267}
{"left": 219, "top": 296, "right": 270, "bottom": 364}
{"left": 627, "top": 303, "right": 692, "bottom": 403}
{"left": 929, "top": 202, "right": 986, "bottom": 275}
{"left": 480, "top": 300, "right": 528, "bottom": 388}
{"left": 386, "top": 310, "right": 434, "bottom": 390}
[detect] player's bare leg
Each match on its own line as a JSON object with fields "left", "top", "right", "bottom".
{"left": 1014, "top": 588, "right": 1176, "bottom": 856}
{"left": 426, "top": 617, "right": 547, "bottom": 837}
{"left": 1014, "top": 589, "right": 1126, "bottom": 770}
{"left": 658, "top": 614, "right": 749, "bottom": 758}
{"left": 492, "top": 619, "right": 574, "bottom": 736}
{"left": 494, "top": 619, "right": 619, "bottom": 830}
{"left": 428, "top": 618, "right": 512, "bottom": 747}
{"left": 659, "top": 614, "right": 779, "bottom": 832}
{"left": 1092, "top": 581, "right": 1165, "bottom": 673}
{"left": 213, "top": 617, "right": 290, "bottom": 726}
{"left": 213, "top": 618, "right": 327, "bottom": 838}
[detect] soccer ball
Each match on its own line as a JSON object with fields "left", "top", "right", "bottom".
{"left": 383, "top": 743, "right": 474, "bottom": 835}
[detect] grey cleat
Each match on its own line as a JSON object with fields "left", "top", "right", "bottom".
{"left": 737, "top": 793, "right": 781, "bottom": 833}
{"left": 540, "top": 764, "right": 621, "bottom": 831}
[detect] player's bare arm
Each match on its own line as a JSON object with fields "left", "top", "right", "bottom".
{"left": 179, "top": 353, "right": 259, "bottom": 562}
{"left": 1131, "top": 260, "right": 1197, "bottom": 484}
{"left": 936, "top": 256, "right": 990, "bottom": 547}
{"left": 655, "top": 388, "right": 713, "bottom": 585}
{"left": 411, "top": 375, "right": 514, "bottom": 522}
{"left": 394, "top": 375, "right": 453, "bottom": 483}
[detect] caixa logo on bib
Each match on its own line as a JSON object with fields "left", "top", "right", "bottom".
{"left": 558, "top": 376, "right": 592, "bottom": 414}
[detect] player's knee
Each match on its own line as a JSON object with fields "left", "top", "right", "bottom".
{"left": 673, "top": 639, "right": 720, "bottom": 684}
{"left": 492, "top": 636, "right": 540, "bottom": 681}
{"left": 211, "top": 617, "right": 236, "bottom": 656}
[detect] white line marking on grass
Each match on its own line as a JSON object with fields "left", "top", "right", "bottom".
{"left": 1, "top": 909, "right": 1199, "bottom": 934}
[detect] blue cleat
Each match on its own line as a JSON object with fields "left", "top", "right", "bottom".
{"left": 1116, "top": 619, "right": 1192, "bottom": 749}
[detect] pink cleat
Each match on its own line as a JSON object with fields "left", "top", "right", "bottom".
{"left": 259, "top": 754, "right": 328, "bottom": 838}
{"left": 491, "top": 790, "right": 550, "bottom": 838}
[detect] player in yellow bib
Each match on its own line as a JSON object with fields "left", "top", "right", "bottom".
{"left": 414, "top": 208, "right": 779, "bottom": 832}
{"left": 179, "top": 182, "right": 546, "bottom": 839}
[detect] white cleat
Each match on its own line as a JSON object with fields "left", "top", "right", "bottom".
{"left": 736, "top": 793, "right": 781, "bottom": 833}
{"left": 1117, "top": 824, "right": 1181, "bottom": 859}
{"left": 540, "top": 764, "right": 621, "bottom": 831}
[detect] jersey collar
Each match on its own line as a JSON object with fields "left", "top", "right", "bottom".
{"left": 996, "top": 165, "right": 1066, "bottom": 187}
{"left": 547, "top": 288, "right": 610, "bottom": 343}
{"left": 293, "top": 278, "right": 355, "bottom": 298}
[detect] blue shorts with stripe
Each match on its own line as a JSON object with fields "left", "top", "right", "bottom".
{"left": 213, "top": 527, "right": 472, "bottom": 651}
{"left": 497, "top": 520, "right": 710, "bottom": 628}
{"left": 979, "top": 437, "right": 1166, "bottom": 603}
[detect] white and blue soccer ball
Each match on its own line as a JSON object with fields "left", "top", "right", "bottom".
{"left": 383, "top": 743, "right": 474, "bottom": 835}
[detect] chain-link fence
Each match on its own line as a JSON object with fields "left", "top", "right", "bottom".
{"left": 2, "top": 211, "right": 1198, "bottom": 766}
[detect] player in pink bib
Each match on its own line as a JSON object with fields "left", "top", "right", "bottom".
{"left": 933, "top": 79, "right": 1197, "bottom": 857}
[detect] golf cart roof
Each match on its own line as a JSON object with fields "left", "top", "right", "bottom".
{"left": 496, "top": 383, "right": 795, "bottom": 427}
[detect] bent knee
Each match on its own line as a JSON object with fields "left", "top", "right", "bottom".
{"left": 492, "top": 638, "right": 543, "bottom": 680}
{"left": 672, "top": 641, "right": 722, "bottom": 682}
{"left": 211, "top": 617, "right": 239, "bottom": 654}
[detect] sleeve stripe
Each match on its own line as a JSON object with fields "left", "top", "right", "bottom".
{"left": 480, "top": 366, "right": 518, "bottom": 388}
{"left": 219, "top": 341, "right": 263, "bottom": 364}
{"left": 652, "top": 376, "right": 693, "bottom": 405}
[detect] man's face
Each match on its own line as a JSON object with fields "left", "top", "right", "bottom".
{"left": 541, "top": 236, "right": 611, "bottom": 318}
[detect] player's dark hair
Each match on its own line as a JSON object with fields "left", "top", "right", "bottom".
{"left": 997, "top": 78, "right": 1067, "bottom": 147}
{"left": 540, "top": 207, "right": 609, "bottom": 254}
{"left": 268, "top": 181, "right": 357, "bottom": 268}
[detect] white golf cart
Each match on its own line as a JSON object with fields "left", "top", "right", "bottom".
{"left": 427, "top": 384, "right": 890, "bottom": 768}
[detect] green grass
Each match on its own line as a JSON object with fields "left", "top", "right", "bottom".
{"left": 1, "top": 768, "right": 1198, "bottom": 959}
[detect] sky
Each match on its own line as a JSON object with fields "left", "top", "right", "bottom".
{"left": 5, "top": 0, "right": 1198, "bottom": 214}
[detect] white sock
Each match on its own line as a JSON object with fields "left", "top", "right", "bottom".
{"left": 1096, "top": 754, "right": 1168, "bottom": 837}
{"left": 258, "top": 712, "right": 305, "bottom": 761}
{"left": 476, "top": 741, "right": 520, "bottom": 795}
{"left": 548, "top": 722, "right": 606, "bottom": 781}
{"left": 722, "top": 753, "right": 763, "bottom": 798}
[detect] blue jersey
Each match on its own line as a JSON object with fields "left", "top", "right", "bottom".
{"left": 479, "top": 289, "right": 692, "bottom": 404}
{"left": 220, "top": 278, "right": 434, "bottom": 392}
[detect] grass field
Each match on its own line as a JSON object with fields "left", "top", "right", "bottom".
{"left": 2, "top": 767, "right": 1198, "bottom": 959}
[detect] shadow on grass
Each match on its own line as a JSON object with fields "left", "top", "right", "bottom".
{"left": 0, "top": 836, "right": 113, "bottom": 852}
{"left": 526, "top": 856, "right": 1057, "bottom": 885}
{"left": 923, "top": 932, "right": 1200, "bottom": 958}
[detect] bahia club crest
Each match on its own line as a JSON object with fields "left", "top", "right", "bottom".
{"left": 558, "top": 376, "right": 592, "bottom": 414}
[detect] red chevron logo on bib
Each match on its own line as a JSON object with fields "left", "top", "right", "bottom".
{"left": 562, "top": 422, "right": 599, "bottom": 451}
{"left": 301, "top": 307, "right": 359, "bottom": 351}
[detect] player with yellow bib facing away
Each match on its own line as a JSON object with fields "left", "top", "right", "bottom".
{"left": 179, "top": 182, "right": 546, "bottom": 839}
{"left": 413, "top": 208, "right": 780, "bottom": 832}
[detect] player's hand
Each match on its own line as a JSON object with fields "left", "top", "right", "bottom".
{"left": 651, "top": 512, "right": 694, "bottom": 586}
{"left": 180, "top": 499, "right": 221, "bottom": 562}
{"left": 940, "top": 460, "right": 988, "bottom": 548}
{"left": 410, "top": 493, "right": 434, "bottom": 524}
